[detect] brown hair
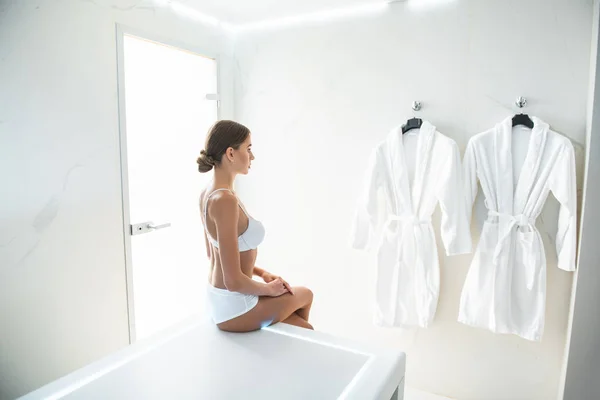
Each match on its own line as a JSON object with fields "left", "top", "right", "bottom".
{"left": 197, "top": 120, "right": 250, "bottom": 173}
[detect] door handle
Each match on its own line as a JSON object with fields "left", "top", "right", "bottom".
{"left": 148, "top": 223, "right": 171, "bottom": 230}
{"left": 131, "top": 221, "right": 172, "bottom": 236}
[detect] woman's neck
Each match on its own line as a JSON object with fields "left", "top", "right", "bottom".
{"left": 213, "top": 167, "right": 235, "bottom": 190}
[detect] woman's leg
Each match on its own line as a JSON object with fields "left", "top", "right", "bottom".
{"left": 282, "top": 312, "right": 314, "bottom": 330}
{"left": 217, "top": 286, "right": 313, "bottom": 332}
{"left": 293, "top": 288, "right": 313, "bottom": 321}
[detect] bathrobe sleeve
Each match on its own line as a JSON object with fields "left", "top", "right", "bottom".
{"left": 549, "top": 141, "right": 578, "bottom": 271}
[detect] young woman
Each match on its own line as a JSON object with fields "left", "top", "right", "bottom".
{"left": 197, "top": 120, "right": 314, "bottom": 332}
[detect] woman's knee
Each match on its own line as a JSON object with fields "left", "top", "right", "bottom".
{"left": 294, "top": 286, "right": 313, "bottom": 305}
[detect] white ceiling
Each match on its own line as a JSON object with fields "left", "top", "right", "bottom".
{"left": 176, "top": 0, "right": 389, "bottom": 25}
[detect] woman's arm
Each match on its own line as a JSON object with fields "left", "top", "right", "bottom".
{"left": 211, "top": 193, "right": 285, "bottom": 297}
{"left": 254, "top": 266, "right": 294, "bottom": 294}
{"left": 253, "top": 266, "right": 265, "bottom": 278}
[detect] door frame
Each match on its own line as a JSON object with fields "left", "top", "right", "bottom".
{"left": 115, "top": 23, "right": 221, "bottom": 343}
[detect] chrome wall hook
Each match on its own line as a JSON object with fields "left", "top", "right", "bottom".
{"left": 412, "top": 101, "right": 422, "bottom": 112}
{"left": 515, "top": 96, "right": 527, "bottom": 108}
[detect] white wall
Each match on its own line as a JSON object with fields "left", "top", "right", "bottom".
{"left": 0, "top": 1, "right": 233, "bottom": 398}
{"left": 562, "top": 0, "right": 600, "bottom": 398}
{"left": 233, "top": 1, "right": 591, "bottom": 399}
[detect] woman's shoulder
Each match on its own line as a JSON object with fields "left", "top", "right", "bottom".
{"left": 206, "top": 189, "right": 238, "bottom": 217}
{"left": 202, "top": 186, "right": 233, "bottom": 201}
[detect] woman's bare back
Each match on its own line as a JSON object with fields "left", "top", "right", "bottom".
{"left": 200, "top": 187, "right": 257, "bottom": 289}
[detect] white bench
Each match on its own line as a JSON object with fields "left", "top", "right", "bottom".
{"left": 19, "top": 316, "right": 406, "bottom": 399}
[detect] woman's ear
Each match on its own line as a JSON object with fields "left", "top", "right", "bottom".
{"left": 226, "top": 147, "right": 234, "bottom": 162}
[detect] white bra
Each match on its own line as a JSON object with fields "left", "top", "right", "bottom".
{"left": 203, "top": 188, "right": 265, "bottom": 252}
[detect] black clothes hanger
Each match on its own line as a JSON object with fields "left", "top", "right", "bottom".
{"left": 512, "top": 113, "right": 534, "bottom": 129}
{"left": 402, "top": 117, "right": 422, "bottom": 134}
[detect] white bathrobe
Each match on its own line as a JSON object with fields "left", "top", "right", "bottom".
{"left": 351, "top": 121, "right": 471, "bottom": 328}
{"left": 459, "top": 116, "right": 577, "bottom": 341}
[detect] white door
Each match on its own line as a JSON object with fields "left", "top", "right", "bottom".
{"left": 117, "top": 31, "right": 218, "bottom": 341}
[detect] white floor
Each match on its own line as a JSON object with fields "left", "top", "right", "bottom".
{"left": 405, "top": 386, "right": 454, "bottom": 400}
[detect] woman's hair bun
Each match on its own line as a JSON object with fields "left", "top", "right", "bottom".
{"left": 197, "top": 150, "right": 215, "bottom": 173}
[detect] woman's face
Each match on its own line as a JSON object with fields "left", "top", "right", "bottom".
{"left": 231, "top": 134, "right": 254, "bottom": 175}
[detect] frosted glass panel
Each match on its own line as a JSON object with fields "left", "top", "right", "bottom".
{"left": 123, "top": 35, "right": 217, "bottom": 340}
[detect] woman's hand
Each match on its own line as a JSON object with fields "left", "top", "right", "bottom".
{"left": 265, "top": 278, "right": 289, "bottom": 297}
{"left": 262, "top": 272, "right": 277, "bottom": 283}
{"left": 263, "top": 273, "right": 294, "bottom": 295}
